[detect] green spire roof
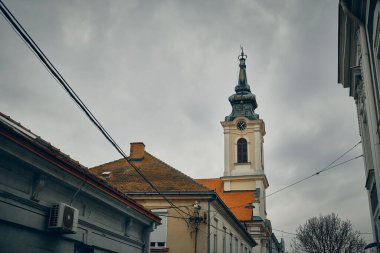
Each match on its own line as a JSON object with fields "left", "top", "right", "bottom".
{"left": 225, "top": 49, "right": 259, "bottom": 122}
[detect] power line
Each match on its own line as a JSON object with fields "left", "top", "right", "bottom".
{"left": 0, "top": 0, "right": 367, "bottom": 233}
{"left": 207, "top": 149, "right": 363, "bottom": 214}
{"left": 0, "top": 0, "right": 189, "bottom": 220}
{"left": 266, "top": 154, "right": 363, "bottom": 200}
{"left": 265, "top": 141, "right": 362, "bottom": 200}
{"left": 151, "top": 204, "right": 194, "bottom": 209}
{"left": 272, "top": 228, "right": 372, "bottom": 237}
{"left": 206, "top": 141, "right": 363, "bottom": 213}
{"left": 272, "top": 228, "right": 297, "bottom": 236}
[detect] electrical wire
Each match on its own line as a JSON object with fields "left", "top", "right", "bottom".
{"left": 272, "top": 228, "right": 372, "bottom": 237}
{"left": 205, "top": 141, "right": 364, "bottom": 215}
{"left": 0, "top": 1, "right": 367, "bottom": 237}
{"left": 206, "top": 149, "right": 363, "bottom": 214}
{"left": 0, "top": 0, "right": 189, "bottom": 220}
{"left": 151, "top": 204, "right": 194, "bottom": 209}
{"left": 258, "top": 141, "right": 363, "bottom": 202}
{"left": 266, "top": 153, "right": 363, "bottom": 200}
{"left": 272, "top": 228, "right": 297, "bottom": 236}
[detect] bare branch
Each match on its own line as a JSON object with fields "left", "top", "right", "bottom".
{"left": 290, "top": 213, "right": 366, "bottom": 253}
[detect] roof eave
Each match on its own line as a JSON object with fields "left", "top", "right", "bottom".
{"left": 0, "top": 115, "right": 160, "bottom": 224}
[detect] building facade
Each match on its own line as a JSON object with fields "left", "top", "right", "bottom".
{"left": 269, "top": 233, "right": 285, "bottom": 253}
{"left": 91, "top": 142, "right": 257, "bottom": 253}
{"left": 198, "top": 50, "right": 284, "bottom": 253}
{"left": 0, "top": 113, "right": 160, "bottom": 253}
{"left": 338, "top": 0, "right": 380, "bottom": 247}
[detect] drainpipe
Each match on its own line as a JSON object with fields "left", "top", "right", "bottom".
{"left": 142, "top": 223, "right": 154, "bottom": 253}
{"left": 208, "top": 196, "right": 216, "bottom": 253}
{"left": 195, "top": 227, "right": 198, "bottom": 253}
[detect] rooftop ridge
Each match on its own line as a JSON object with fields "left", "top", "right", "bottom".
{"left": 90, "top": 157, "right": 127, "bottom": 170}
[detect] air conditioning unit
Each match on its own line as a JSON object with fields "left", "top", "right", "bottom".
{"left": 48, "top": 203, "right": 79, "bottom": 234}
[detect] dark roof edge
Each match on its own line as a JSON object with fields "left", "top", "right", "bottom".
{"left": 0, "top": 113, "right": 160, "bottom": 223}
{"left": 127, "top": 191, "right": 215, "bottom": 195}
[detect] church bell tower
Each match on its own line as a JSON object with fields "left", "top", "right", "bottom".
{"left": 221, "top": 49, "right": 268, "bottom": 217}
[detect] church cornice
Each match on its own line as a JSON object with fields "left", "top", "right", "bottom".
{"left": 221, "top": 175, "right": 269, "bottom": 189}
{"left": 221, "top": 117, "right": 266, "bottom": 136}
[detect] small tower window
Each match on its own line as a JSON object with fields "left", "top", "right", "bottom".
{"left": 237, "top": 138, "right": 248, "bottom": 163}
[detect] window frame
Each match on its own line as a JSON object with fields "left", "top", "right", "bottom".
{"left": 237, "top": 138, "right": 248, "bottom": 163}
{"left": 229, "top": 233, "right": 233, "bottom": 253}
{"left": 222, "top": 226, "right": 227, "bottom": 253}
{"left": 213, "top": 218, "right": 218, "bottom": 253}
{"left": 150, "top": 209, "right": 168, "bottom": 249}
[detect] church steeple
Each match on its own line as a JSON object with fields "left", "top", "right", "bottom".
{"left": 220, "top": 50, "right": 269, "bottom": 250}
{"left": 220, "top": 48, "right": 266, "bottom": 180}
{"left": 225, "top": 48, "right": 258, "bottom": 122}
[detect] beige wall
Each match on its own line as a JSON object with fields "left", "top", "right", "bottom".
{"left": 142, "top": 198, "right": 201, "bottom": 253}
{"left": 134, "top": 196, "right": 255, "bottom": 253}
{"left": 209, "top": 202, "right": 254, "bottom": 253}
{"left": 230, "top": 179, "right": 256, "bottom": 191}
{"left": 222, "top": 117, "right": 265, "bottom": 177}
{"left": 167, "top": 208, "right": 195, "bottom": 252}
{"left": 221, "top": 116, "right": 270, "bottom": 253}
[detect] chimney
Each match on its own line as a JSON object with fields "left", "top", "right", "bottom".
{"left": 130, "top": 142, "right": 145, "bottom": 161}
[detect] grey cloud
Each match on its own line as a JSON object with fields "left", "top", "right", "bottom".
{"left": 0, "top": 0, "right": 372, "bottom": 248}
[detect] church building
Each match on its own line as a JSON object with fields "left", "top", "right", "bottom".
{"left": 89, "top": 49, "right": 284, "bottom": 253}
{"left": 197, "top": 49, "right": 284, "bottom": 253}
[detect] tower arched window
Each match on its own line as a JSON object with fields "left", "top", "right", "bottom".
{"left": 237, "top": 138, "right": 248, "bottom": 163}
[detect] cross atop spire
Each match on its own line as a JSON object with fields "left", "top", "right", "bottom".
{"left": 239, "top": 46, "right": 247, "bottom": 60}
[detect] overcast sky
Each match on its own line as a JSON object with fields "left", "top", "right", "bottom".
{"left": 0, "top": 0, "right": 372, "bottom": 248}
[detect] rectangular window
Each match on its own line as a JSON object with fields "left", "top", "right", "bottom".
{"left": 214, "top": 233, "right": 217, "bottom": 253}
{"left": 214, "top": 219, "right": 218, "bottom": 253}
{"left": 371, "top": 184, "right": 379, "bottom": 214}
{"left": 237, "top": 138, "right": 248, "bottom": 163}
{"left": 150, "top": 209, "right": 168, "bottom": 249}
{"left": 240, "top": 243, "right": 243, "bottom": 253}
{"left": 235, "top": 238, "right": 238, "bottom": 253}
{"left": 222, "top": 227, "right": 226, "bottom": 253}
{"left": 229, "top": 233, "right": 233, "bottom": 253}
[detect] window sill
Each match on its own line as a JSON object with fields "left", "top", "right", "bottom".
{"left": 234, "top": 162, "right": 251, "bottom": 165}
{"left": 151, "top": 248, "right": 169, "bottom": 252}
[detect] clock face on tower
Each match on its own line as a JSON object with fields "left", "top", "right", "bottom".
{"left": 236, "top": 120, "right": 247, "bottom": 131}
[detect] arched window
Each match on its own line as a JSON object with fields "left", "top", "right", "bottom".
{"left": 237, "top": 138, "right": 248, "bottom": 163}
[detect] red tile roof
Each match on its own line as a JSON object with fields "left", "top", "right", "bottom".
{"left": 91, "top": 152, "right": 212, "bottom": 193}
{"left": 196, "top": 178, "right": 254, "bottom": 221}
